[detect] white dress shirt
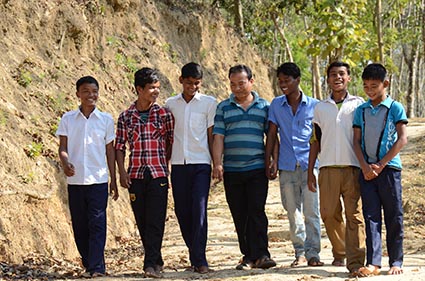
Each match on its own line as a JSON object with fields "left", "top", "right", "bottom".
{"left": 313, "top": 93, "right": 364, "bottom": 168}
{"left": 56, "top": 108, "right": 115, "bottom": 184}
{"left": 165, "top": 92, "right": 217, "bottom": 165}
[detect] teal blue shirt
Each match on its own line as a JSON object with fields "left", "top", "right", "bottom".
{"left": 213, "top": 92, "right": 269, "bottom": 172}
{"left": 353, "top": 96, "right": 408, "bottom": 169}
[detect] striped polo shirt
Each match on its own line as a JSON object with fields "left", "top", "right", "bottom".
{"left": 213, "top": 91, "right": 269, "bottom": 172}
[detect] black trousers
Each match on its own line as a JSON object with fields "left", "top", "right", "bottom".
{"left": 129, "top": 171, "right": 169, "bottom": 270}
{"left": 223, "top": 168, "right": 270, "bottom": 262}
{"left": 68, "top": 183, "right": 108, "bottom": 274}
{"left": 171, "top": 164, "right": 211, "bottom": 267}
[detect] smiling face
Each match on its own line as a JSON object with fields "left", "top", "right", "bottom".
{"left": 229, "top": 71, "right": 254, "bottom": 101}
{"left": 180, "top": 76, "right": 202, "bottom": 98}
{"left": 278, "top": 73, "right": 300, "bottom": 97}
{"left": 327, "top": 66, "right": 351, "bottom": 94}
{"left": 363, "top": 79, "right": 388, "bottom": 106}
{"left": 76, "top": 82, "right": 99, "bottom": 109}
{"left": 136, "top": 81, "right": 160, "bottom": 105}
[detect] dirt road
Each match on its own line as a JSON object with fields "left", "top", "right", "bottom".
{"left": 84, "top": 121, "right": 425, "bottom": 281}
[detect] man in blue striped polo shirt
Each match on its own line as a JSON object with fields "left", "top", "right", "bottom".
{"left": 212, "top": 64, "right": 276, "bottom": 270}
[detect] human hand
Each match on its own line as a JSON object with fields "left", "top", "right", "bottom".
{"left": 307, "top": 172, "right": 317, "bottom": 192}
{"left": 109, "top": 181, "right": 119, "bottom": 200}
{"left": 119, "top": 172, "right": 131, "bottom": 189}
{"left": 267, "top": 160, "right": 278, "bottom": 180}
{"left": 362, "top": 165, "right": 378, "bottom": 181}
{"left": 212, "top": 164, "right": 224, "bottom": 183}
{"left": 63, "top": 162, "right": 75, "bottom": 177}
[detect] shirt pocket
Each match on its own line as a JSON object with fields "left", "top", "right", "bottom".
{"left": 128, "top": 124, "right": 141, "bottom": 143}
{"left": 190, "top": 112, "right": 206, "bottom": 139}
{"left": 150, "top": 121, "right": 164, "bottom": 139}
{"left": 90, "top": 128, "right": 106, "bottom": 145}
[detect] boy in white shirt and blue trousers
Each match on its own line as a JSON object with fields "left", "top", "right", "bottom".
{"left": 165, "top": 62, "right": 217, "bottom": 274}
{"left": 57, "top": 76, "right": 118, "bottom": 278}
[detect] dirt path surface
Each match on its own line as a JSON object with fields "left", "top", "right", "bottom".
{"left": 4, "top": 122, "right": 422, "bottom": 281}
{"left": 78, "top": 122, "right": 425, "bottom": 281}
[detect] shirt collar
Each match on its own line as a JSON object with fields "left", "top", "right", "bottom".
{"left": 324, "top": 92, "right": 357, "bottom": 104}
{"left": 365, "top": 95, "right": 392, "bottom": 108}
{"left": 230, "top": 91, "right": 259, "bottom": 105}
{"left": 280, "top": 91, "right": 307, "bottom": 106}
{"left": 75, "top": 107, "right": 101, "bottom": 119}
{"left": 128, "top": 101, "right": 160, "bottom": 113}
{"left": 177, "top": 92, "right": 202, "bottom": 101}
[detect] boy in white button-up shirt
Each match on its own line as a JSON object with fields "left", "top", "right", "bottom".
{"left": 56, "top": 76, "right": 118, "bottom": 278}
{"left": 165, "top": 63, "right": 217, "bottom": 274}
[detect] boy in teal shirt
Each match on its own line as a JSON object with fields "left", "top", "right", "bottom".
{"left": 353, "top": 63, "right": 408, "bottom": 276}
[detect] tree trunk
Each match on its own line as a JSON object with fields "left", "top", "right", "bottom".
{"left": 375, "top": 0, "right": 384, "bottom": 63}
{"left": 272, "top": 14, "right": 293, "bottom": 62}
{"left": 312, "top": 56, "right": 322, "bottom": 100}
{"left": 234, "top": 0, "right": 244, "bottom": 35}
{"left": 404, "top": 45, "right": 418, "bottom": 118}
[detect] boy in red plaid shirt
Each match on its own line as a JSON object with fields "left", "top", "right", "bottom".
{"left": 115, "top": 68, "right": 174, "bottom": 278}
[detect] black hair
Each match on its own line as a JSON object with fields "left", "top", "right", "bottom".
{"left": 361, "top": 63, "right": 387, "bottom": 82}
{"left": 228, "top": 64, "right": 253, "bottom": 80}
{"left": 76, "top": 76, "right": 99, "bottom": 91}
{"left": 134, "top": 67, "right": 159, "bottom": 89}
{"left": 326, "top": 61, "right": 351, "bottom": 77}
{"left": 181, "top": 62, "right": 203, "bottom": 79}
{"left": 277, "top": 62, "right": 301, "bottom": 79}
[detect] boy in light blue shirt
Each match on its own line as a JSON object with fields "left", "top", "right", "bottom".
{"left": 353, "top": 63, "right": 408, "bottom": 276}
{"left": 265, "top": 62, "right": 322, "bottom": 268}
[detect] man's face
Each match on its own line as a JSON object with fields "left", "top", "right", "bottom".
{"left": 137, "top": 81, "right": 160, "bottom": 104}
{"left": 229, "top": 71, "right": 253, "bottom": 100}
{"left": 76, "top": 83, "right": 99, "bottom": 107}
{"left": 278, "top": 73, "right": 300, "bottom": 96}
{"left": 180, "top": 77, "right": 202, "bottom": 97}
{"left": 327, "top": 66, "right": 351, "bottom": 92}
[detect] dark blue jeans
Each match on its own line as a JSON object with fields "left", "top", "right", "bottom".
{"left": 171, "top": 164, "right": 211, "bottom": 267}
{"left": 129, "top": 171, "right": 168, "bottom": 270}
{"left": 68, "top": 183, "right": 108, "bottom": 274}
{"left": 223, "top": 168, "right": 270, "bottom": 262}
{"left": 360, "top": 167, "right": 404, "bottom": 268}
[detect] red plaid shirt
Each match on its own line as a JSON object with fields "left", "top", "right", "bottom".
{"left": 115, "top": 102, "right": 174, "bottom": 179}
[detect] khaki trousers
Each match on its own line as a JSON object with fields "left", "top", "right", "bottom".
{"left": 318, "top": 166, "right": 365, "bottom": 271}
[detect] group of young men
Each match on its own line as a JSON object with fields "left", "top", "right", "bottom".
{"left": 56, "top": 61, "right": 407, "bottom": 279}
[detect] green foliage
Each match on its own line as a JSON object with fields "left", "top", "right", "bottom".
{"left": 0, "top": 110, "right": 8, "bottom": 126}
{"left": 48, "top": 92, "right": 69, "bottom": 115}
{"left": 106, "top": 35, "right": 122, "bottom": 47}
{"left": 24, "top": 142, "right": 43, "bottom": 159}
{"left": 17, "top": 70, "right": 33, "bottom": 87}
{"left": 18, "top": 172, "right": 34, "bottom": 184}
{"left": 49, "top": 117, "right": 60, "bottom": 136}
{"left": 162, "top": 43, "right": 178, "bottom": 63}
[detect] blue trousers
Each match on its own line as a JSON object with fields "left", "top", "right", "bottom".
{"left": 68, "top": 183, "right": 108, "bottom": 274}
{"left": 171, "top": 164, "right": 211, "bottom": 267}
{"left": 223, "top": 169, "right": 270, "bottom": 262}
{"left": 359, "top": 167, "right": 404, "bottom": 268}
{"left": 129, "top": 171, "right": 168, "bottom": 270}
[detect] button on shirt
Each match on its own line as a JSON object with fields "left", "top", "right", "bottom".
{"left": 56, "top": 108, "right": 115, "bottom": 185}
{"left": 313, "top": 93, "right": 364, "bottom": 168}
{"left": 115, "top": 103, "right": 174, "bottom": 179}
{"left": 165, "top": 92, "right": 217, "bottom": 164}
{"left": 268, "top": 93, "right": 318, "bottom": 171}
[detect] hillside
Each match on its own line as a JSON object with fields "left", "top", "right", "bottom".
{"left": 0, "top": 0, "right": 276, "bottom": 263}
